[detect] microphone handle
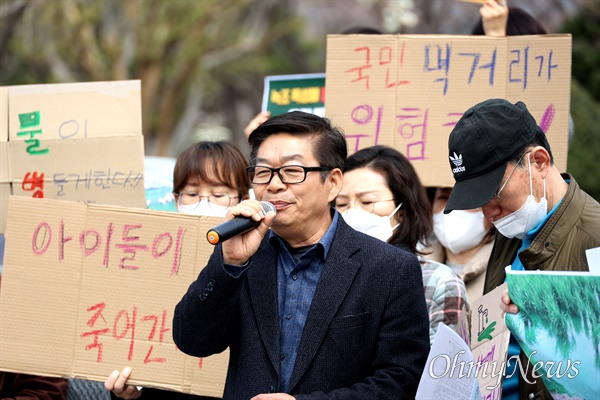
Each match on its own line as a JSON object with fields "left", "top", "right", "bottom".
{"left": 206, "top": 217, "right": 260, "bottom": 245}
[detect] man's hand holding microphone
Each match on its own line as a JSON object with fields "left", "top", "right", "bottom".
{"left": 207, "top": 200, "right": 277, "bottom": 266}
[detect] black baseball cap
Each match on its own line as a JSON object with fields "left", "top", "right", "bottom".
{"left": 444, "top": 98, "right": 545, "bottom": 214}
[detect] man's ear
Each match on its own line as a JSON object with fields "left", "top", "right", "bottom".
{"left": 327, "top": 168, "right": 344, "bottom": 202}
{"left": 531, "top": 146, "right": 551, "bottom": 179}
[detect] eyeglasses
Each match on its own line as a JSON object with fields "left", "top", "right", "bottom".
{"left": 335, "top": 197, "right": 396, "bottom": 214}
{"left": 493, "top": 151, "right": 531, "bottom": 203}
{"left": 177, "top": 191, "right": 239, "bottom": 209}
{"left": 247, "top": 165, "right": 332, "bottom": 184}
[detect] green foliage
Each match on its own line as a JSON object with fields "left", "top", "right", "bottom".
{"left": 567, "top": 79, "right": 600, "bottom": 203}
{"left": 561, "top": 2, "right": 600, "bottom": 102}
{"left": 0, "top": 0, "right": 315, "bottom": 155}
{"left": 507, "top": 274, "right": 600, "bottom": 372}
{"left": 560, "top": 3, "right": 600, "bottom": 203}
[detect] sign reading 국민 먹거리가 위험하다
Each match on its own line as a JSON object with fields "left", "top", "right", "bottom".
{"left": 0, "top": 80, "right": 147, "bottom": 235}
{"left": 325, "top": 34, "right": 572, "bottom": 188}
{"left": 0, "top": 196, "right": 229, "bottom": 397}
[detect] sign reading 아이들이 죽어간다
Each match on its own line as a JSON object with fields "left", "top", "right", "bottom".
{"left": 0, "top": 80, "right": 146, "bottom": 234}
{"left": 0, "top": 196, "right": 228, "bottom": 397}
{"left": 325, "top": 34, "right": 572, "bottom": 187}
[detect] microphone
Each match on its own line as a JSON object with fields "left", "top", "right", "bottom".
{"left": 206, "top": 201, "right": 277, "bottom": 245}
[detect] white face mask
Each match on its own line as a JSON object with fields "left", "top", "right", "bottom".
{"left": 433, "top": 209, "right": 487, "bottom": 254}
{"left": 492, "top": 157, "right": 547, "bottom": 239}
{"left": 342, "top": 203, "right": 402, "bottom": 242}
{"left": 178, "top": 199, "right": 229, "bottom": 218}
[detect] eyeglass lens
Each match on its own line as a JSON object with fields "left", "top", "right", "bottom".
{"left": 178, "top": 192, "right": 234, "bottom": 208}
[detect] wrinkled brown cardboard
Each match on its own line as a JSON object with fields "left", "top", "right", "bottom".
{"left": 326, "top": 34, "right": 572, "bottom": 187}
{"left": 0, "top": 80, "right": 146, "bottom": 234}
{"left": 0, "top": 197, "right": 227, "bottom": 397}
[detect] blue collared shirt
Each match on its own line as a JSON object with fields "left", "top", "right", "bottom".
{"left": 269, "top": 210, "right": 338, "bottom": 393}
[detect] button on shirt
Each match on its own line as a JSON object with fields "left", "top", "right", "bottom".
{"left": 269, "top": 211, "right": 338, "bottom": 393}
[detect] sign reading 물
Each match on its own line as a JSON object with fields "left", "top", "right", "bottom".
{"left": 0, "top": 197, "right": 227, "bottom": 397}
{"left": 0, "top": 80, "right": 146, "bottom": 234}
{"left": 325, "top": 34, "right": 572, "bottom": 187}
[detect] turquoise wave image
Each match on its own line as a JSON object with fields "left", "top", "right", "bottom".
{"left": 505, "top": 272, "right": 599, "bottom": 400}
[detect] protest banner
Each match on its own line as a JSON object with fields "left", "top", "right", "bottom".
{"left": 144, "top": 156, "right": 177, "bottom": 212}
{"left": 0, "top": 196, "right": 227, "bottom": 397}
{"left": 262, "top": 73, "right": 326, "bottom": 117}
{"left": 470, "top": 284, "right": 510, "bottom": 399}
{"left": 418, "top": 284, "right": 510, "bottom": 399}
{"left": 585, "top": 247, "right": 600, "bottom": 274}
{"left": 0, "top": 80, "right": 146, "bottom": 234}
{"left": 0, "top": 88, "right": 8, "bottom": 234}
{"left": 454, "top": 304, "right": 470, "bottom": 348}
{"left": 325, "top": 34, "right": 572, "bottom": 187}
{"left": 505, "top": 268, "right": 600, "bottom": 400}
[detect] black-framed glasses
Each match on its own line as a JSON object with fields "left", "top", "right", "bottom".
{"left": 177, "top": 192, "right": 239, "bottom": 209}
{"left": 247, "top": 165, "right": 332, "bottom": 184}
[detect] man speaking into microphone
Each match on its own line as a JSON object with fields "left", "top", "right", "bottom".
{"left": 206, "top": 201, "right": 277, "bottom": 245}
{"left": 173, "top": 112, "right": 429, "bottom": 400}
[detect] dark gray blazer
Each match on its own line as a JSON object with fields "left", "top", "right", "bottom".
{"left": 173, "top": 217, "right": 429, "bottom": 400}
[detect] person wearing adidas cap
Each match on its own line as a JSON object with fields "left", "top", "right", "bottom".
{"left": 445, "top": 98, "right": 600, "bottom": 399}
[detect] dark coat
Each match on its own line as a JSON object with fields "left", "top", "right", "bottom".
{"left": 0, "top": 372, "right": 68, "bottom": 400}
{"left": 173, "top": 217, "right": 430, "bottom": 400}
{"left": 110, "top": 388, "right": 216, "bottom": 400}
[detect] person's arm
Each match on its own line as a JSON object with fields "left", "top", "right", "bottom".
{"left": 480, "top": 0, "right": 509, "bottom": 37}
{"left": 172, "top": 244, "right": 248, "bottom": 357}
{"left": 244, "top": 111, "right": 271, "bottom": 139}
{"left": 4, "top": 373, "right": 68, "bottom": 400}
{"left": 105, "top": 368, "right": 142, "bottom": 400}
{"left": 251, "top": 395, "right": 294, "bottom": 400}
{"left": 173, "top": 200, "right": 275, "bottom": 357}
{"left": 424, "top": 265, "right": 470, "bottom": 344}
{"left": 500, "top": 287, "right": 519, "bottom": 314}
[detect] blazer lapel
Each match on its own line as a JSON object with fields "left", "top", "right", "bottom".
{"left": 288, "top": 222, "right": 361, "bottom": 390}
{"left": 248, "top": 242, "right": 281, "bottom": 375}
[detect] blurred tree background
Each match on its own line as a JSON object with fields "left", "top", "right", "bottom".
{"left": 562, "top": 1, "right": 600, "bottom": 201}
{"left": 0, "top": 0, "right": 598, "bottom": 200}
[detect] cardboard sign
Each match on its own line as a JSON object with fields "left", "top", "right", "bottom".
{"left": 470, "top": 283, "right": 510, "bottom": 398}
{"left": 0, "top": 197, "right": 227, "bottom": 397}
{"left": 471, "top": 332, "right": 509, "bottom": 399}
{"left": 454, "top": 304, "right": 470, "bottom": 348}
{"left": 420, "top": 286, "right": 511, "bottom": 399}
{"left": 0, "top": 80, "right": 146, "bottom": 234}
{"left": 325, "top": 34, "right": 572, "bottom": 187}
{"left": 262, "top": 73, "right": 326, "bottom": 117}
{"left": 0, "top": 88, "right": 10, "bottom": 235}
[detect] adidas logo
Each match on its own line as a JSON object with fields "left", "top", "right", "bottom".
{"left": 450, "top": 152, "right": 463, "bottom": 166}
{"left": 450, "top": 152, "right": 466, "bottom": 173}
